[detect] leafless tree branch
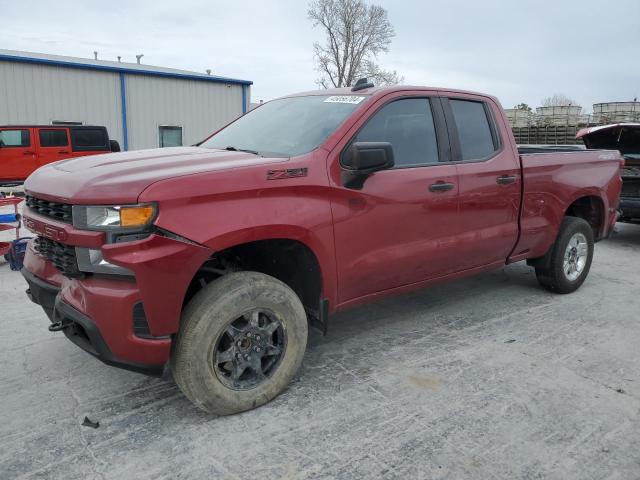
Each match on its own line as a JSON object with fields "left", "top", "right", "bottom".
{"left": 308, "top": 0, "right": 402, "bottom": 88}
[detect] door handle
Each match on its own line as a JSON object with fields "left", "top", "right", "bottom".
{"left": 429, "top": 182, "right": 455, "bottom": 192}
{"left": 23, "top": 151, "right": 35, "bottom": 155}
{"left": 496, "top": 175, "right": 517, "bottom": 185}
{"left": 58, "top": 150, "right": 69, "bottom": 154}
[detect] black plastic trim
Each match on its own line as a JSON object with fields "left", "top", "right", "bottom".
{"left": 21, "top": 267, "right": 58, "bottom": 320}
{"left": 54, "top": 299, "right": 165, "bottom": 376}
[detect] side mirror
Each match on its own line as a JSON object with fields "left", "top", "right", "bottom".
{"left": 109, "top": 140, "right": 121, "bottom": 152}
{"left": 341, "top": 142, "right": 394, "bottom": 189}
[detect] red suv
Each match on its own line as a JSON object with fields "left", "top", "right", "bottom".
{"left": 0, "top": 125, "right": 119, "bottom": 185}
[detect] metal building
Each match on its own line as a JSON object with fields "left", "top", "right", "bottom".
{"left": 0, "top": 49, "right": 252, "bottom": 151}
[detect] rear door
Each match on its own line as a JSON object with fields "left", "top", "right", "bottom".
{"left": 328, "top": 94, "right": 460, "bottom": 303}
{"left": 0, "top": 128, "right": 36, "bottom": 181}
{"left": 36, "top": 127, "right": 71, "bottom": 168}
{"left": 443, "top": 95, "right": 521, "bottom": 269}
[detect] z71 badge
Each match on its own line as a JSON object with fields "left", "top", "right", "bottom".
{"left": 267, "top": 168, "right": 309, "bottom": 180}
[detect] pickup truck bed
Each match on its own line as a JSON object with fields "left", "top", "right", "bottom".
{"left": 19, "top": 83, "right": 622, "bottom": 414}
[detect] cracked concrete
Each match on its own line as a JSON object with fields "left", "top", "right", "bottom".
{"left": 1, "top": 223, "right": 639, "bottom": 479}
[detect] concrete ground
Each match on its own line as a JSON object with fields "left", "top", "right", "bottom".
{"left": 1, "top": 223, "right": 639, "bottom": 480}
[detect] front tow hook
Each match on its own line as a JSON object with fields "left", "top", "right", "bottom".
{"left": 48, "top": 321, "right": 68, "bottom": 332}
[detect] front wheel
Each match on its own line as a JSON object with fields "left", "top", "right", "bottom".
{"left": 535, "top": 216, "right": 594, "bottom": 294}
{"left": 171, "top": 271, "right": 308, "bottom": 415}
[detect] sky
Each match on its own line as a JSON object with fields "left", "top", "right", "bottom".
{"left": 1, "top": 0, "right": 638, "bottom": 113}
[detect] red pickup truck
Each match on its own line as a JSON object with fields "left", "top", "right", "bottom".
{"left": 21, "top": 82, "right": 622, "bottom": 415}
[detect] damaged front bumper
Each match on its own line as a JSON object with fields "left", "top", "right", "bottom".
{"left": 21, "top": 231, "right": 212, "bottom": 376}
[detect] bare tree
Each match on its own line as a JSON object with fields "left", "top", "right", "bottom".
{"left": 308, "top": 0, "right": 403, "bottom": 88}
{"left": 541, "top": 94, "right": 579, "bottom": 107}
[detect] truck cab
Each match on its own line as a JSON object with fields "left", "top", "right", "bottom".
{"left": 0, "top": 125, "right": 119, "bottom": 185}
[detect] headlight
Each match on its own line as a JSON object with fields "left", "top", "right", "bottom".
{"left": 72, "top": 203, "right": 157, "bottom": 231}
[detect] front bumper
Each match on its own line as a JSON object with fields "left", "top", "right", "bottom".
{"left": 619, "top": 197, "right": 640, "bottom": 221}
{"left": 22, "top": 267, "right": 167, "bottom": 376}
{"left": 21, "top": 227, "right": 212, "bottom": 376}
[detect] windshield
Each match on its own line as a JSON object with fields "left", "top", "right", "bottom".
{"left": 201, "top": 95, "right": 367, "bottom": 157}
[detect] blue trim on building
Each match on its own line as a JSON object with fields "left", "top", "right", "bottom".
{"left": 242, "top": 85, "right": 247, "bottom": 114}
{"left": 0, "top": 53, "right": 253, "bottom": 86}
{"left": 119, "top": 73, "right": 129, "bottom": 151}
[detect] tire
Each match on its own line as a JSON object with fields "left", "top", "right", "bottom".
{"left": 535, "top": 216, "right": 594, "bottom": 294}
{"left": 171, "top": 271, "right": 308, "bottom": 415}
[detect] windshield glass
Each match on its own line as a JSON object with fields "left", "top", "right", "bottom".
{"left": 201, "top": 95, "right": 367, "bottom": 157}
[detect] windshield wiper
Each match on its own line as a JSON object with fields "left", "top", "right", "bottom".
{"left": 224, "top": 146, "right": 262, "bottom": 156}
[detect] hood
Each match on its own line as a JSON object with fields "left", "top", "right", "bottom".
{"left": 24, "top": 146, "right": 286, "bottom": 203}
{"left": 577, "top": 123, "right": 640, "bottom": 165}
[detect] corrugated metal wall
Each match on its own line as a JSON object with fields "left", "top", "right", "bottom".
{"left": 0, "top": 60, "right": 247, "bottom": 151}
{"left": 0, "top": 61, "right": 123, "bottom": 145}
{"left": 124, "top": 75, "right": 244, "bottom": 150}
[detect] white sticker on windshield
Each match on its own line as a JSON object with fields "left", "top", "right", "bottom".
{"left": 324, "top": 95, "right": 366, "bottom": 104}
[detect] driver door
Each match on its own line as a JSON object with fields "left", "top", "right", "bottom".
{"left": 327, "top": 95, "right": 460, "bottom": 304}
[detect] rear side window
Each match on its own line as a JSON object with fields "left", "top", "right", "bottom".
{"left": 449, "top": 99, "right": 497, "bottom": 160}
{"left": 71, "top": 128, "right": 108, "bottom": 151}
{"left": 0, "top": 129, "right": 30, "bottom": 147}
{"left": 39, "top": 129, "right": 68, "bottom": 147}
{"left": 352, "top": 98, "right": 439, "bottom": 167}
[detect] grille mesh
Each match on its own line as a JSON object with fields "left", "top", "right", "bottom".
{"left": 25, "top": 195, "right": 73, "bottom": 223}
{"left": 33, "top": 236, "right": 82, "bottom": 278}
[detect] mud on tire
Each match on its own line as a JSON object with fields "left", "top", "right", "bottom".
{"left": 171, "top": 271, "right": 308, "bottom": 415}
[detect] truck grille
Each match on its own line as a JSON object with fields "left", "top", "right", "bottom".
{"left": 25, "top": 195, "right": 73, "bottom": 224}
{"left": 33, "top": 236, "right": 82, "bottom": 278}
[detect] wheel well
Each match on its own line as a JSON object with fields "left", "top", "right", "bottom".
{"left": 565, "top": 196, "right": 604, "bottom": 240}
{"left": 183, "top": 239, "right": 323, "bottom": 316}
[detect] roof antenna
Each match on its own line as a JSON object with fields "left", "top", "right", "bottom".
{"left": 93, "top": 51, "right": 98, "bottom": 60}
{"left": 117, "top": 56, "right": 121, "bottom": 63}
{"left": 136, "top": 54, "right": 144, "bottom": 64}
{"left": 351, "top": 77, "right": 374, "bottom": 92}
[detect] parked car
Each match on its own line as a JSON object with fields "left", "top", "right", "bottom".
{"left": 20, "top": 82, "right": 622, "bottom": 415}
{"left": 0, "top": 125, "right": 120, "bottom": 185}
{"left": 577, "top": 123, "right": 640, "bottom": 223}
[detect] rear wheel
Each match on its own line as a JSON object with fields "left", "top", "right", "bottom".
{"left": 535, "top": 216, "right": 594, "bottom": 294}
{"left": 171, "top": 271, "right": 308, "bottom": 415}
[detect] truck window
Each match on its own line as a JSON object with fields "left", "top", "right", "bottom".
{"left": 71, "top": 128, "right": 108, "bottom": 151}
{"left": 449, "top": 99, "right": 497, "bottom": 160}
{"left": 352, "top": 98, "right": 439, "bottom": 167}
{"left": 201, "top": 95, "right": 364, "bottom": 157}
{"left": 0, "top": 129, "right": 30, "bottom": 147}
{"left": 39, "top": 129, "right": 68, "bottom": 147}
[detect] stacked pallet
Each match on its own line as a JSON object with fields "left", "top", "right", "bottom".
{"left": 511, "top": 125, "right": 584, "bottom": 145}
